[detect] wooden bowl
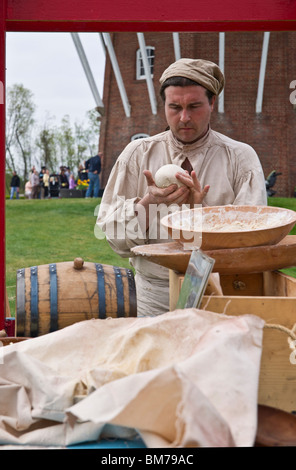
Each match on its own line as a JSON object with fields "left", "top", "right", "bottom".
{"left": 256, "top": 405, "right": 296, "bottom": 446}
{"left": 160, "top": 205, "right": 296, "bottom": 250}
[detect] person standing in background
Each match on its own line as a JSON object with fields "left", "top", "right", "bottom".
{"left": 30, "top": 169, "right": 40, "bottom": 199}
{"left": 78, "top": 163, "right": 88, "bottom": 181}
{"left": 43, "top": 169, "right": 50, "bottom": 198}
{"left": 59, "top": 166, "right": 69, "bottom": 188}
{"left": 85, "top": 152, "right": 102, "bottom": 198}
{"left": 39, "top": 166, "right": 46, "bottom": 199}
{"left": 69, "top": 173, "right": 76, "bottom": 189}
{"left": 25, "top": 180, "right": 32, "bottom": 199}
{"left": 10, "top": 171, "right": 20, "bottom": 199}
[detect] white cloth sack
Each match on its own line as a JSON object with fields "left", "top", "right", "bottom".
{"left": 0, "top": 309, "right": 264, "bottom": 448}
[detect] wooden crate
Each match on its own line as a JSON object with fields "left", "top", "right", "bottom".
{"left": 169, "top": 270, "right": 296, "bottom": 413}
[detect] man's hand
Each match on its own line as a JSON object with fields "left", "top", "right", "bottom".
{"left": 175, "top": 170, "right": 210, "bottom": 206}
{"left": 135, "top": 169, "right": 209, "bottom": 229}
{"left": 142, "top": 170, "right": 190, "bottom": 206}
{"left": 135, "top": 170, "right": 190, "bottom": 229}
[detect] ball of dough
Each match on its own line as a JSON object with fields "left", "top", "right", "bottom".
{"left": 154, "top": 164, "right": 187, "bottom": 188}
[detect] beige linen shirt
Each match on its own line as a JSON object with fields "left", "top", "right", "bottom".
{"left": 97, "top": 128, "right": 267, "bottom": 315}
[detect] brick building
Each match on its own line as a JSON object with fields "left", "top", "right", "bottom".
{"left": 99, "top": 32, "right": 296, "bottom": 197}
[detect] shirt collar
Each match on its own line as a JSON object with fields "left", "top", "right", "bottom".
{"left": 168, "top": 126, "right": 211, "bottom": 152}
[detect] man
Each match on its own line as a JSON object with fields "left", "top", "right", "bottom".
{"left": 97, "top": 58, "right": 267, "bottom": 317}
{"left": 43, "top": 168, "right": 50, "bottom": 198}
{"left": 86, "top": 153, "right": 102, "bottom": 198}
{"left": 59, "top": 166, "right": 69, "bottom": 189}
{"left": 39, "top": 166, "right": 46, "bottom": 199}
{"left": 10, "top": 171, "right": 20, "bottom": 199}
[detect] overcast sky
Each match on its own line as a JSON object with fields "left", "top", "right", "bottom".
{"left": 5, "top": 32, "right": 106, "bottom": 126}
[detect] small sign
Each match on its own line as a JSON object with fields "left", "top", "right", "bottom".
{"left": 176, "top": 249, "right": 215, "bottom": 309}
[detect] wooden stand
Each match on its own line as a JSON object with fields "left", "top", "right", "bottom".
{"left": 133, "top": 237, "right": 296, "bottom": 413}
{"left": 170, "top": 269, "right": 296, "bottom": 413}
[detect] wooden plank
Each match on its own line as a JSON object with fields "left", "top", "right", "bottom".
{"left": 170, "top": 269, "right": 296, "bottom": 411}
{"left": 202, "top": 296, "right": 296, "bottom": 412}
{"left": 200, "top": 295, "right": 296, "bottom": 412}
{"left": 200, "top": 296, "right": 296, "bottom": 325}
{"left": 169, "top": 270, "right": 296, "bottom": 308}
{"left": 263, "top": 271, "right": 296, "bottom": 297}
{"left": 170, "top": 270, "right": 296, "bottom": 302}
{"left": 206, "top": 236, "right": 296, "bottom": 275}
{"left": 132, "top": 236, "right": 296, "bottom": 275}
{"left": 220, "top": 273, "right": 264, "bottom": 296}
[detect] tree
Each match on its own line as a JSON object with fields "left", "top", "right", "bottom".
{"left": 35, "top": 117, "right": 59, "bottom": 173}
{"left": 56, "top": 112, "right": 100, "bottom": 174}
{"left": 74, "top": 122, "right": 89, "bottom": 165}
{"left": 6, "top": 83, "right": 101, "bottom": 180}
{"left": 56, "top": 115, "right": 76, "bottom": 170}
{"left": 73, "top": 109, "right": 101, "bottom": 166}
{"left": 85, "top": 108, "right": 101, "bottom": 155}
{"left": 5, "top": 84, "right": 36, "bottom": 183}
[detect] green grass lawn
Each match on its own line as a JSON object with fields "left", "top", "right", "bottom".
{"left": 268, "top": 197, "right": 296, "bottom": 215}
{"left": 5, "top": 196, "right": 296, "bottom": 316}
{"left": 5, "top": 198, "right": 132, "bottom": 316}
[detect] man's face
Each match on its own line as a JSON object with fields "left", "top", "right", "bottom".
{"left": 164, "top": 85, "right": 216, "bottom": 144}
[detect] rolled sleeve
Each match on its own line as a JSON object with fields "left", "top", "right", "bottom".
{"left": 96, "top": 155, "right": 148, "bottom": 257}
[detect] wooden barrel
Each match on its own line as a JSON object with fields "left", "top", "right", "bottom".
{"left": 16, "top": 259, "right": 137, "bottom": 337}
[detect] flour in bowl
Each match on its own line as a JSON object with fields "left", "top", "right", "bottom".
{"left": 171, "top": 207, "right": 294, "bottom": 233}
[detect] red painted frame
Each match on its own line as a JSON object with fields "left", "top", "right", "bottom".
{"left": 1, "top": 0, "right": 296, "bottom": 331}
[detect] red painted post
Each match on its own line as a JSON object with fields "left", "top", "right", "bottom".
{"left": 4, "top": 0, "right": 296, "bottom": 32}
{"left": 0, "top": 0, "right": 5, "bottom": 332}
